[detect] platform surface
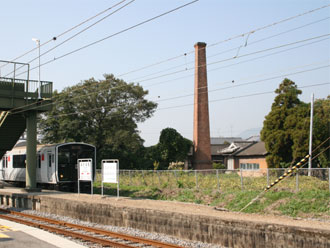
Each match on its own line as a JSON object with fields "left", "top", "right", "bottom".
{"left": 0, "top": 218, "right": 86, "bottom": 248}
{"left": 0, "top": 187, "right": 329, "bottom": 232}
{"left": 0, "top": 187, "right": 330, "bottom": 231}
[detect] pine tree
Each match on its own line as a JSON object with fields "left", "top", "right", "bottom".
{"left": 261, "top": 78, "right": 302, "bottom": 168}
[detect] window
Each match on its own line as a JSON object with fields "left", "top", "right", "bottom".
{"left": 13, "top": 155, "right": 26, "bottom": 168}
{"left": 37, "top": 155, "right": 41, "bottom": 168}
{"left": 48, "top": 154, "right": 52, "bottom": 167}
{"left": 2, "top": 157, "right": 7, "bottom": 168}
{"left": 240, "top": 163, "right": 259, "bottom": 170}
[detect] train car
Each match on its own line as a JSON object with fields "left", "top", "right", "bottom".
{"left": 0, "top": 141, "right": 96, "bottom": 191}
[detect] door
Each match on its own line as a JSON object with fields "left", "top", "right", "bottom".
{"left": 47, "top": 153, "right": 52, "bottom": 181}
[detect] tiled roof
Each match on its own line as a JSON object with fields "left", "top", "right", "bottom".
{"left": 210, "top": 137, "right": 242, "bottom": 145}
{"left": 235, "top": 141, "right": 267, "bottom": 156}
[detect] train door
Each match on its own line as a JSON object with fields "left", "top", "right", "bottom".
{"left": 0, "top": 156, "right": 6, "bottom": 180}
{"left": 47, "top": 153, "right": 52, "bottom": 181}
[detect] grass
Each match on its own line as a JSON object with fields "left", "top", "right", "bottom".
{"left": 93, "top": 171, "right": 330, "bottom": 219}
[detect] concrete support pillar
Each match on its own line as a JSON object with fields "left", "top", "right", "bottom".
{"left": 193, "top": 42, "right": 212, "bottom": 170}
{"left": 26, "top": 111, "right": 37, "bottom": 189}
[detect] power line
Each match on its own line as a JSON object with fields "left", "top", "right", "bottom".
{"left": 5, "top": 0, "right": 136, "bottom": 78}
{"left": 45, "top": 82, "right": 330, "bottom": 119}
{"left": 144, "top": 35, "right": 330, "bottom": 90}
{"left": 24, "top": 75, "right": 329, "bottom": 118}
{"left": 240, "top": 137, "right": 330, "bottom": 212}
{"left": 4, "top": 3, "right": 328, "bottom": 118}
{"left": 134, "top": 33, "right": 330, "bottom": 84}
{"left": 14, "top": 0, "right": 199, "bottom": 78}
{"left": 0, "top": 0, "right": 129, "bottom": 69}
{"left": 129, "top": 16, "right": 330, "bottom": 82}
{"left": 116, "top": 4, "right": 330, "bottom": 78}
{"left": 157, "top": 82, "right": 330, "bottom": 111}
{"left": 6, "top": 1, "right": 200, "bottom": 114}
{"left": 154, "top": 65, "right": 330, "bottom": 103}
{"left": 8, "top": 37, "right": 330, "bottom": 115}
{"left": 8, "top": 8, "right": 329, "bottom": 111}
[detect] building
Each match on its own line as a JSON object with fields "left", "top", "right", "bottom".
{"left": 187, "top": 136, "right": 268, "bottom": 173}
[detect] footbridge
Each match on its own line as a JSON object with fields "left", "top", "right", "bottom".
{"left": 0, "top": 60, "right": 52, "bottom": 190}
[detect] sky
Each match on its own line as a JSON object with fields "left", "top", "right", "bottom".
{"left": 1, "top": 0, "right": 329, "bottom": 146}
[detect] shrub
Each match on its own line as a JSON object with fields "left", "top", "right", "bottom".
{"left": 168, "top": 161, "right": 185, "bottom": 170}
{"left": 213, "top": 162, "right": 226, "bottom": 170}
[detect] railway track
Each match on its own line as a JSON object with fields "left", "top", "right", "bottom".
{"left": 0, "top": 208, "right": 184, "bottom": 248}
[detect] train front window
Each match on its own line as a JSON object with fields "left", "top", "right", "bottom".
{"left": 57, "top": 144, "right": 95, "bottom": 182}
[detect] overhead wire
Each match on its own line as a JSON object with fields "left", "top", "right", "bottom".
{"left": 134, "top": 33, "right": 330, "bottom": 84}
{"left": 154, "top": 65, "right": 330, "bottom": 103}
{"left": 239, "top": 137, "right": 330, "bottom": 212}
{"left": 7, "top": 6, "right": 328, "bottom": 99}
{"left": 15, "top": 64, "right": 328, "bottom": 117}
{"left": 128, "top": 16, "right": 330, "bottom": 82}
{"left": 41, "top": 82, "right": 330, "bottom": 119}
{"left": 0, "top": 0, "right": 129, "bottom": 69}
{"left": 156, "top": 82, "right": 330, "bottom": 111}
{"left": 7, "top": 3, "right": 329, "bottom": 79}
{"left": 8, "top": 35, "right": 330, "bottom": 115}
{"left": 3, "top": 3, "right": 329, "bottom": 116}
{"left": 116, "top": 4, "right": 330, "bottom": 78}
{"left": 5, "top": 0, "right": 136, "bottom": 78}
{"left": 13, "top": 0, "right": 200, "bottom": 78}
{"left": 139, "top": 37, "right": 330, "bottom": 89}
{"left": 6, "top": 0, "right": 200, "bottom": 113}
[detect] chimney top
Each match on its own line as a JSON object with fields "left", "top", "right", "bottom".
{"left": 194, "top": 42, "right": 207, "bottom": 48}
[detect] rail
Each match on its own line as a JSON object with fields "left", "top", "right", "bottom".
{"left": 0, "top": 208, "right": 183, "bottom": 248}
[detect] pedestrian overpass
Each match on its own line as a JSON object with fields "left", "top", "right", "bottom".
{"left": 0, "top": 60, "right": 52, "bottom": 189}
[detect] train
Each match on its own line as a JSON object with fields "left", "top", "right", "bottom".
{"left": 0, "top": 141, "right": 96, "bottom": 191}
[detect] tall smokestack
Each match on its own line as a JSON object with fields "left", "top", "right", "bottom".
{"left": 193, "top": 42, "right": 212, "bottom": 170}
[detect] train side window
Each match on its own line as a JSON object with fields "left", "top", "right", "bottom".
{"left": 37, "top": 155, "right": 41, "bottom": 168}
{"left": 13, "top": 155, "right": 26, "bottom": 168}
{"left": 48, "top": 154, "right": 52, "bottom": 167}
{"left": 51, "top": 154, "right": 54, "bottom": 163}
{"left": 2, "top": 157, "right": 5, "bottom": 168}
{"left": 4, "top": 156, "right": 8, "bottom": 168}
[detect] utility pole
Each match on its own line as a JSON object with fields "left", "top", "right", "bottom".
{"left": 32, "top": 38, "right": 41, "bottom": 98}
{"left": 308, "top": 93, "right": 314, "bottom": 177}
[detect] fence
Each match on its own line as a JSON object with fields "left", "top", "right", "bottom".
{"left": 95, "top": 168, "right": 330, "bottom": 192}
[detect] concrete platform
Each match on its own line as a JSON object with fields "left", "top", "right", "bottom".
{"left": 0, "top": 218, "right": 86, "bottom": 248}
{"left": 0, "top": 187, "right": 329, "bottom": 248}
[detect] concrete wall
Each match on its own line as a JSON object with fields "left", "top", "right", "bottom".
{"left": 37, "top": 196, "right": 330, "bottom": 248}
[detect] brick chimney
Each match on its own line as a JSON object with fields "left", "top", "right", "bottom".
{"left": 193, "top": 42, "right": 212, "bottom": 170}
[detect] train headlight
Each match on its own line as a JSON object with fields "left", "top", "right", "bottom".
{"left": 60, "top": 174, "right": 63, "bottom": 178}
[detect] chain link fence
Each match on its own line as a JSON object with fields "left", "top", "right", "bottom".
{"left": 95, "top": 168, "right": 330, "bottom": 192}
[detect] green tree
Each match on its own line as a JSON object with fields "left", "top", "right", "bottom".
{"left": 261, "top": 78, "right": 302, "bottom": 168}
{"left": 261, "top": 78, "right": 329, "bottom": 168}
{"left": 312, "top": 97, "right": 330, "bottom": 167}
{"left": 157, "top": 128, "right": 192, "bottom": 169}
{"left": 290, "top": 97, "right": 330, "bottom": 168}
{"left": 39, "top": 74, "right": 157, "bottom": 169}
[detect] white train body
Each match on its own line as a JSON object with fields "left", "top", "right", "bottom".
{"left": 0, "top": 142, "right": 96, "bottom": 188}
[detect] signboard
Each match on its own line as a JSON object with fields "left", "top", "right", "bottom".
{"left": 79, "top": 160, "right": 92, "bottom": 181}
{"left": 103, "top": 162, "right": 118, "bottom": 183}
{"left": 101, "top": 159, "right": 119, "bottom": 197}
{"left": 77, "top": 158, "right": 93, "bottom": 195}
